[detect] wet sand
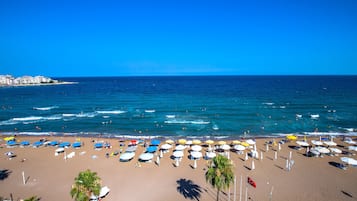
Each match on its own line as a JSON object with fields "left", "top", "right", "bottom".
{"left": 0, "top": 136, "right": 357, "bottom": 201}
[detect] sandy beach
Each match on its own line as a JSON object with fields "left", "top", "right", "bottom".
{"left": 1, "top": 135, "right": 357, "bottom": 201}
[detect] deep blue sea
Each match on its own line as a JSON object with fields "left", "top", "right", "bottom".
{"left": 1, "top": 76, "right": 357, "bottom": 139}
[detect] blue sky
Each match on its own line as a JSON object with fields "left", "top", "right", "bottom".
{"left": 0, "top": 0, "right": 356, "bottom": 76}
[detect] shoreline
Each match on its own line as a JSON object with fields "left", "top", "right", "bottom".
{"left": 0, "top": 81, "right": 78, "bottom": 88}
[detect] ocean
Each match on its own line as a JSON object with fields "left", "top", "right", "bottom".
{"left": 1, "top": 76, "right": 357, "bottom": 139}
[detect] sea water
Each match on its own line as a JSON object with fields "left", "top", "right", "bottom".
{"left": 1, "top": 76, "right": 357, "bottom": 139}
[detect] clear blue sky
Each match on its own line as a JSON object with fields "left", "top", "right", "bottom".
{"left": 0, "top": 0, "right": 356, "bottom": 77}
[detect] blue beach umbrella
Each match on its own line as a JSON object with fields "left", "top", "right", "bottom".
{"left": 94, "top": 142, "right": 103, "bottom": 149}
{"left": 20, "top": 141, "right": 30, "bottom": 146}
{"left": 48, "top": 141, "right": 59, "bottom": 146}
{"left": 72, "top": 141, "right": 82, "bottom": 148}
{"left": 146, "top": 146, "right": 158, "bottom": 153}
{"left": 151, "top": 139, "right": 161, "bottom": 146}
{"left": 7, "top": 140, "right": 18, "bottom": 146}
{"left": 59, "top": 142, "right": 71, "bottom": 148}
{"left": 33, "top": 141, "right": 43, "bottom": 147}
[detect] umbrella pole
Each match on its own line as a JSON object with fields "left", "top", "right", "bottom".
{"left": 239, "top": 175, "right": 242, "bottom": 201}
{"left": 234, "top": 176, "right": 236, "bottom": 201}
{"left": 22, "top": 171, "right": 25, "bottom": 185}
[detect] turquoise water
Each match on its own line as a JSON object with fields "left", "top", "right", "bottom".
{"left": 1, "top": 76, "right": 357, "bottom": 138}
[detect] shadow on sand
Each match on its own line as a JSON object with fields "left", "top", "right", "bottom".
{"left": 177, "top": 178, "right": 202, "bottom": 201}
{"left": 0, "top": 169, "right": 11, "bottom": 180}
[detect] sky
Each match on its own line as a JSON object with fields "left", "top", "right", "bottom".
{"left": 0, "top": 0, "right": 356, "bottom": 77}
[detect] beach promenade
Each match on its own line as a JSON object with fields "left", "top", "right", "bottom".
{"left": 1, "top": 136, "right": 357, "bottom": 201}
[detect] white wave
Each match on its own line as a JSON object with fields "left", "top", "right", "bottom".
{"left": 102, "top": 116, "right": 110, "bottom": 118}
{"left": 166, "top": 115, "right": 176, "bottom": 118}
{"left": 262, "top": 102, "right": 274, "bottom": 106}
{"left": 144, "top": 109, "right": 156, "bottom": 113}
{"left": 76, "top": 112, "right": 97, "bottom": 118}
{"left": 96, "top": 110, "right": 126, "bottom": 114}
{"left": 212, "top": 124, "right": 219, "bottom": 130}
{"left": 12, "top": 116, "right": 43, "bottom": 121}
{"left": 33, "top": 106, "right": 58, "bottom": 111}
{"left": 62, "top": 113, "right": 76, "bottom": 117}
{"left": 45, "top": 115, "right": 62, "bottom": 120}
{"left": 296, "top": 114, "right": 303, "bottom": 118}
{"left": 310, "top": 114, "right": 320, "bottom": 119}
{"left": 164, "top": 119, "right": 210, "bottom": 125}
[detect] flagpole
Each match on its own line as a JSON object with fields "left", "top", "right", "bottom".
{"left": 233, "top": 176, "right": 236, "bottom": 201}
{"left": 239, "top": 175, "right": 242, "bottom": 201}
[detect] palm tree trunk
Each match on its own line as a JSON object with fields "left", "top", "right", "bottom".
{"left": 216, "top": 190, "right": 220, "bottom": 201}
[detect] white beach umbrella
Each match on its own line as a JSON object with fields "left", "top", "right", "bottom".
{"left": 55, "top": 148, "right": 65, "bottom": 153}
{"left": 190, "top": 151, "right": 203, "bottom": 159}
{"left": 175, "top": 144, "right": 186, "bottom": 151}
{"left": 186, "top": 140, "right": 193, "bottom": 145}
{"left": 220, "top": 144, "right": 231, "bottom": 151}
{"left": 139, "top": 153, "right": 154, "bottom": 161}
{"left": 234, "top": 145, "right": 246, "bottom": 151}
{"left": 246, "top": 139, "right": 256, "bottom": 145}
{"left": 120, "top": 152, "right": 135, "bottom": 161}
{"left": 311, "top": 140, "right": 323, "bottom": 146}
{"left": 348, "top": 146, "right": 357, "bottom": 151}
{"left": 341, "top": 157, "right": 357, "bottom": 165}
{"left": 309, "top": 148, "right": 320, "bottom": 157}
{"left": 330, "top": 148, "right": 342, "bottom": 154}
{"left": 173, "top": 150, "right": 184, "bottom": 158}
{"left": 205, "top": 152, "right": 216, "bottom": 159}
{"left": 191, "top": 145, "right": 202, "bottom": 152}
{"left": 296, "top": 141, "right": 309, "bottom": 147}
{"left": 324, "top": 141, "right": 337, "bottom": 146}
{"left": 316, "top": 147, "right": 330, "bottom": 154}
{"left": 160, "top": 143, "right": 172, "bottom": 150}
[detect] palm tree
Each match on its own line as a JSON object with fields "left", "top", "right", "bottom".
{"left": 205, "top": 154, "right": 234, "bottom": 201}
{"left": 70, "top": 169, "right": 101, "bottom": 201}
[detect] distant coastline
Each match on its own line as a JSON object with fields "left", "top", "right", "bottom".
{"left": 0, "top": 75, "right": 77, "bottom": 87}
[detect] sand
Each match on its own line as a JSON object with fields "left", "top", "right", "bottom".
{"left": 0, "top": 136, "right": 357, "bottom": 201}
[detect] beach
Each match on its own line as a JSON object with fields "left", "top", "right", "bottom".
{"left": 1, "top": 135, "right": 357, "bottom": 201}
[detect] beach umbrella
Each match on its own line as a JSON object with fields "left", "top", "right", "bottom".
{"left": 178, "top": 139, "right": 186, "bottom": 145}
{"left": 311, "top": 140, "right": 323, "bottom": 146}
{"left": 120, "top": 152, "right": 135, "bottom": 161}
{"left": 20, "top": 141, "right": 30, "bottom": 146}
{"left": 341, "top": 157, "right": 357, "bottom": 165}
{"left": 173, "top": 150, "right": 184, "bottom": 158}
{"left": 160, "top": 143, "right": 172, "bottom": 150}
{"left": 72, "top": 141, "right": 81, "bottom": 148}
{"left": 150, "top": 139, "right": 161, "bottom": 146}
{"left": 191, "top": 145, "right": 202, "bottom": 152}
{"left": 175, "top": 144, "right": 186, "bottom": 151}
{"left": 125, "top": 146, "right": 137, "bottom": 152}
{"left": 205, "top": 140, "right": 214, "bottom": 145}
{"left": 234, "top": 144, "right": 246, "bottom": 151}
{"left": 241, "top": 142, "right": 249, "bottom": 147}
{"left": 4, "top": 136, "right": 15, "bottom": 141}
{"left": 7, "top": 140, "right": 17, "bottom": 146}
{"left": 192, "top": 139, "right": 202, "bottom": 145}
{"left": 232, "top": 140, "right": 241, "bottom": 145}
{"left": 205, "top": 152, "right": 216, "bottom": 159}
{"left": 218, "top": 140, "right": 226, "bottom": 145}
{"left": 316, "top": 147, "right": 330, "bottom": 154}
{"left": 59, "top": 142, "right": 71, "bottom": 148}
{"left": 33, "top": 141, "right": 43, "bottom": 147}
{"left": 330, "top": 148, "right": 342, "bottom": 154}
{"left": 309, "top": 148, "right": 320, "bottom": 157}
{"left": 55, "top": 148, "right": 65, "bottom": 153}
{"left": 130, "top": 140, "right": 138, "bottom": 145}
{"left": 139, "top": 153, "right": 154, "bottom": 161}
{"left": 186, "top": 140, "right": 193, "bottom": 145}
{"left": 324, "top": 141, "right": 337, "bottom": 146}
{"left": 165, "top": 139, "right": 174, "bottom": 144}
{"left": 220, "top": 144, "right": 231, "bottom": 151}
{"left": 146, "top": 146, "right": 157, "bottom": 153}
{"left": 344, "top": 138, "right": 356, "bottom": 145}
{"left": 348, "top": 146, "right": 357, "bottom": 151}
{"left": 94, "top": 142, "right": 103, "bottom": 149}
{"left": 48, "top": 141, "right": 58, "bottom": 146}
{"left": 286, "top": 135, "right": 298, "bottom": 141}
{"left": 246, "top": 139, "right": 256, "bottom": 145}
{"left": 190, "top": 151, "right": 203, "bottom": 159}
{"left": 296, "top": 141, "right": 309, "bottom": 147}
